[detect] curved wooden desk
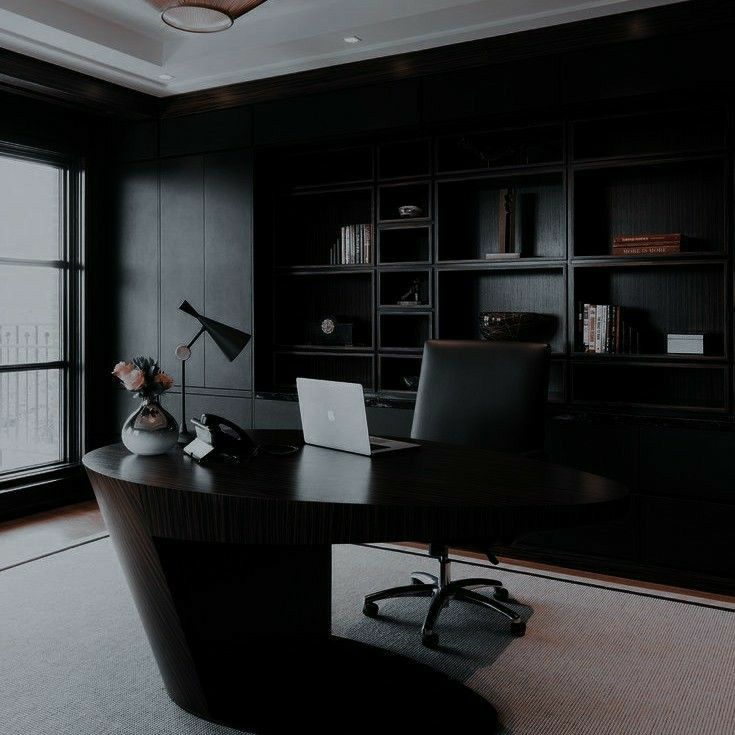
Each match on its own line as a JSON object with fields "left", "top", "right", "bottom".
{"left": 84, "top": 432, "right": 627, "bottom": 734}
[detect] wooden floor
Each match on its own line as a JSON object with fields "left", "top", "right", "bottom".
{"left": 0, "top": 501, "right": 107, "bottom": 571}
{"left": 1, "top": 502, "right": 733, "bottom": 606}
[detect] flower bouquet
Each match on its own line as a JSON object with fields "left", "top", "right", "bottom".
{"left": 113, "top": 356, "right": 178, "bottom": 455}
{"left": 112, "top": 356, "right": 174, "bottom": 399}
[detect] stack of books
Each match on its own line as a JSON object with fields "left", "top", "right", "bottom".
{"left": 612, "top": 233, "right": 682, "bottom": 256}
{"left": 578, "top": 303, "right": 630, "bottom": 354}
{"left": 329, "top": 224, "right": 372, "bottom": 265}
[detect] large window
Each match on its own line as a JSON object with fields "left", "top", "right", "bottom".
{"left": 0, "top": 147, "right": 83, "bottom": 480}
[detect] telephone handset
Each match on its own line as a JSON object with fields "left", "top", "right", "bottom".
{"left": 183, "top": 413, "right": 255, "bottom": 462}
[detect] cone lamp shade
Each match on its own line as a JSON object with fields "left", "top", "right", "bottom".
{"left": 178, "top": 300, "right": 250, "bottom": 361}
{"left": 156, "top": 1, "right": 270, "bottom": 32}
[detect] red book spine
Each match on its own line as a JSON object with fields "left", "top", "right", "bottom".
{"left": 612, "top": 244, "right": 680, "bottom": 255}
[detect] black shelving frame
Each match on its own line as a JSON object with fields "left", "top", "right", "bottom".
{"left": 258, "top": 105, "right": 734, "bottom": 416}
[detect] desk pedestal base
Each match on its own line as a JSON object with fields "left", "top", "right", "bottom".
{"left": 89, "top": 472, "right": 497, "bottom": 734}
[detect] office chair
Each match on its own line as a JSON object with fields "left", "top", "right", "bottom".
{"left": 362, "top": 340, "right": 551, "bottom": 648}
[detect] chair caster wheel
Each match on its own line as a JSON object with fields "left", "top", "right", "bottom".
{"left": 510, "top": 620, "right": 526, "bottom": 637}
{"left": 493, "top": 587, "right": 509, "bottom": 601}
{"left": 363, "top": 602, "right": 379, "bottom": 618}
{"left": 422, "top": 632, "right": 439, "bottom": 649}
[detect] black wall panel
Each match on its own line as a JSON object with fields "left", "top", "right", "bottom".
{"left": 117, "top": 120, "right": 158, "bottom": 162}
{"left": 423, "top": 58, "right": 562, "bottom": 124}
{"left": 562, "top": 32, "right": 735, "bottom": 104}
{"left": 160, "top": 155, "right": 206, "bottom": 387}
{"left": 254, "top": 80, "right": 420, "bottom": 145}
{"left": 203, "top": 150, "right": 253, "bottom": 391}
{"left": 164, "top": 391, "right": 252, "bottom": 430}
{"left": 160, "top": 106, "right": 253, "bottom": 157}
{"left": 110, "top": 161, "right": 160, "bottom": 429}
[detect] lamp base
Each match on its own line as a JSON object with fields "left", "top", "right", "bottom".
{"left": 178, "top": 427, "right": 195, "bottom": 446}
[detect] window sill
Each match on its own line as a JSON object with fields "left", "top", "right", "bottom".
{"left": 0, "top": 463, "right": 91, "bottom": 522}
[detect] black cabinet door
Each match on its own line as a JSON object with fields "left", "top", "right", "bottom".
{"left": 639, "top": 427, "right": 735, "bottom": 504}
{"left": 203, "top": 149, "right": 253, "bottom": 391}
{"left": 641, "top": 495, "right": 735, "bottom": 579}
{"left": 160, "top": 155, "right": 206, "bottom": 388}
{"left": 160, "top": 151, "right": 254, "bottom": 393}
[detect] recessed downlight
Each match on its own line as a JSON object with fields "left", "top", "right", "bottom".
{"left": 343, "top": 35, "right": 362, "bottom": 44}
{"left": 158, "top": 73, "right": 174, "bottom": 81}
{"left": 162, "top": 5, "right": 234, "bottom": 33}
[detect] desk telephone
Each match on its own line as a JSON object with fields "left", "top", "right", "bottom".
{"left": 183, "top": 413, "right": 300, "bottom": 462}
{"left": 183, "top": 413, "right": 255, "bottom": 462}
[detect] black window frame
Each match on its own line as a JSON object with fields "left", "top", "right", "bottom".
{"left": 0, "top": 141, "right": 85, "bottom": 490}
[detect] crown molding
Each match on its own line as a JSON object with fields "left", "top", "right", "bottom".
{"left": 159, "top": 0, "right": 734, "bottom": 118}
{"left": 0, "top": 45, "right": 156, "bottom": 119}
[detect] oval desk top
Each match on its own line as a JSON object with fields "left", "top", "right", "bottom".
{"left": 84, "top": 433, "right": 628, "bottom": 544}
{"left": 83, "top": 431, "right": 627, "bottom": 510}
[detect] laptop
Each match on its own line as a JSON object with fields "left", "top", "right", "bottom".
{"left": 296, "top": 378, "right": 418, "bottom": 456}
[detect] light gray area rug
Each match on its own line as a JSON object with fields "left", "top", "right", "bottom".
{"left": 0, "top": 539, "right": 733, "bottom": 735}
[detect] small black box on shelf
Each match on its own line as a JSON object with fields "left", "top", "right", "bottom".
{"left": 307, "top": 317, "right": 354, "bottom": 346}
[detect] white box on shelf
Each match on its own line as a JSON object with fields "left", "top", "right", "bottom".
{"left": 667, "top": 334, "right": 705, "bottom": 355}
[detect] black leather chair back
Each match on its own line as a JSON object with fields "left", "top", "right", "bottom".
{"left": 411, "top": 340, "right": 550, "bottom": 453}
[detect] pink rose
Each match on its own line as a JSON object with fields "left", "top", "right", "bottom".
{"left": 122, "top": 368, "right": 145, "bottom": 392}
{"left": 112, "top": 361, "right": 134, "bottom": 379}
{"left": 155, "top": 372, "right": 174, "bottom": 391}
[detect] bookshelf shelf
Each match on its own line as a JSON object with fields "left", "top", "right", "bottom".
{"left": 378, "top": 181, "right": 431, "bottom": 223}
{"left": 274, "top": 265, "right": 374, "bottom": 274}
{"left": 570, "top": 361, "right": 728, "bottom": 413}
{"left": 436, "top": 257, "right": 565, "bottom": 270}
{"left": 571, "top": 253, "right": 727, "bottom": 265}
{"left": 257, "top": 106, "right": 732, "bottom": 414}
{"left": 379, "top": 354, "right": 423, "bottom": 394}
{"left": 571, "top": 352, "right": 727, "bottom": 363}
{"left": 378, "top": 224, "right": 431, "bottom": 264}
{"left": 572, "top": 157, "right": 726, "bottom": 258}
{"left": 437, "top": 172, "right": 564, "bottom": 261}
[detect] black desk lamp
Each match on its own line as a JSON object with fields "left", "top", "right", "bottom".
{"left": 175, "top": 300, "right": 251, "bottom": 444}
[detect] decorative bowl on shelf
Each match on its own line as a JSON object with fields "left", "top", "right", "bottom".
{"left": 479, "top": 312, "right": 553, "bottom": 342}
{"left": 398, "top": 204, "right": 423, "bottom": 218}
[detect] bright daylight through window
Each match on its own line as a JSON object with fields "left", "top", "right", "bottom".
{"left": 0, "top": 150, "right": 81, "bottom": 477}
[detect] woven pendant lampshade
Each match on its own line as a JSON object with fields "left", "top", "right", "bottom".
{"left": 155, "top": 1, "right": 270, "bottom": 32}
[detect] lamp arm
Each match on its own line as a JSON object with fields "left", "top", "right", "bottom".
{"left": 186, "top": 326, "right": 206, "bottom": 349}
{"left": 175, "top": 326, "right": 207, "bottom": 445}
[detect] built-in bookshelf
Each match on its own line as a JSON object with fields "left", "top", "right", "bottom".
{"left": 256, "top": 106, "right": 732, "bottom": 414}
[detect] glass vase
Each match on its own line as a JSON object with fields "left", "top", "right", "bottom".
{"left": 121, "top": 397, "right": 178, "bottom": 456}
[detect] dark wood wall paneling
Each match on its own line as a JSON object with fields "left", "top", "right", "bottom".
{"left": 109, "top": 107, "right": 254, "bottom": 435}
{"left": 75, "top": 2, "right": 735, "bottom": 591}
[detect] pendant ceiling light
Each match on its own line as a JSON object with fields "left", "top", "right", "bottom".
{"left": 155, "top": 1, "right": 270, "bottom": 33}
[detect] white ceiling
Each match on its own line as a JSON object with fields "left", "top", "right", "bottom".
{"left": 0, "top": 0, "right": 683, "bottom": 97}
